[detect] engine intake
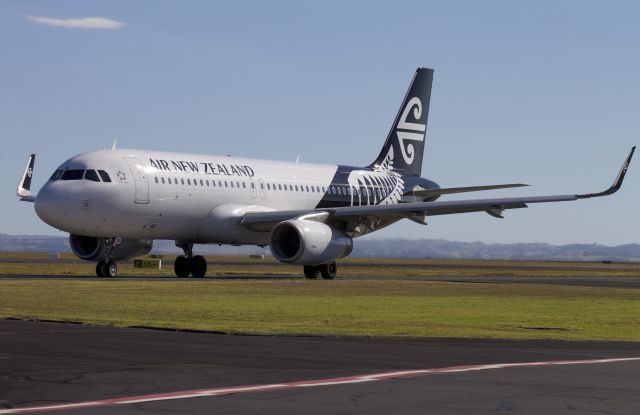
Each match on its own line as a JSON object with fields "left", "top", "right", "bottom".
{"left": 270, "top": 220, "right": 352, "bottom": 265}
{"left": 69, "top": 234, "right": 153, "bottom": 261}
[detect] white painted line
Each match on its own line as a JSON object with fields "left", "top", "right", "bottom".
{"left": 1, "top": 357, "right": 639, "bottom": 414}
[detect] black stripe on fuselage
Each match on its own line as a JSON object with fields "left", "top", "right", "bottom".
{"left": 314, "top": 165, "right": 439, "bottom": 208}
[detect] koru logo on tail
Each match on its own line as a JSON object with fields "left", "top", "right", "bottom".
{"left": 396, "top": 97, "right": 425, "bottom": 165}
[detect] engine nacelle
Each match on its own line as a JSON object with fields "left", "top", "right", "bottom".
{"left": 69, "top": 234, "right": 153, "bottom": 261}
{"left": 270, "top": 220, "right": 353, "bottom": 265}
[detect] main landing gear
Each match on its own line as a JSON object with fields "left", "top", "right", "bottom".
{"left": 174, "top": 242, "right": 207, "bottom": 278}
{"left": 95, "top": 238, "right": 120, "bottom": 278}
{"left": 303, "top": 261, "right": 337, "bottom": 280}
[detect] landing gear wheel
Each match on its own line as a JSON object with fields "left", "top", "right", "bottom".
{"left": 174, "top": 255, "right": 190, "bottom": 278}
{"left": 190, "top": 255, "right": 207, "bottom": 278}
{"left": 96, "top": 261, "right": 106, "bottom": 278}
{"left": 105, "top": 261, "right": 118, "bottom": 278}
{"left": 303, "top": 265, "right": 319, "bottom": 279}
{"left": 320, "top": 261, "right": 337, "bottom": 279}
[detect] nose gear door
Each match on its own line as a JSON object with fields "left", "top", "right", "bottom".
{"left": 123, "top": 157, "right": 150, "bottom": 204}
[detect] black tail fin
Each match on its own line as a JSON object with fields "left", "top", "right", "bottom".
{"left": 369, "top": 67, "right": 433, "bottom": 176}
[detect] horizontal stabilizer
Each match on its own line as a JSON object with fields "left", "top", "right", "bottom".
{"left": 413, "top": 183, "right": 529, "bottom": 198}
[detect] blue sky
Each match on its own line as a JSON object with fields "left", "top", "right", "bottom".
{"left": 1, "top": 0, "right": 638, "bottom": 244}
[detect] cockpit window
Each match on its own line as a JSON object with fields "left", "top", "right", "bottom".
{"left": 61, "top": 170, "right": 84, "bottom": 180}
{"left": 49, "top": 170, "right": 63, "bottom": 181}
{"left": 84, "top": 170, "right": 100, "bottom": 182}
{"left": 98, "top": 170, "right": 111, "bottom": 182}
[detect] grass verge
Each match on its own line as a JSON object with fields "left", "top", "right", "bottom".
{"left": 1, "top": 279, "right": 639, "bottom": 341}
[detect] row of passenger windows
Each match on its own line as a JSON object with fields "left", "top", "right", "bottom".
{"left": 153, "top": 176, "right": 327, "bottom": 193}
{"left": 152, "top": 176, "right": 393, "bottom": 197}
{"left": 49, "top": 169, "right": 112, "bottom": 182}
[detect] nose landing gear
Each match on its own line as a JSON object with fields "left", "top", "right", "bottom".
{"left": 174, "top": 242, "right": 207, "bottom": 278}
{"left": 96, "top": 261, "right": 118, "bottom": 278}
{"left": 95, "top": 238, "right": 121, "bottom": 278}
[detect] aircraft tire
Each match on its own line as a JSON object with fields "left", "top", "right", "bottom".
{"left": 96, "top": 261, "right": 106, "bottom": 278}
{"left": 320, "top": 262, "right": 337, "bottom": 279}
{"left": 106, "top": 261, "right": 118, "bottom": 278}
{"left": 174, "top": 255, "right": 190, "bottom": 278}
{"left": 303, "top": 265, "right": 319, "bottom": 279}
{"left": 190, "top": 255, "right": 207, "bottom": 278}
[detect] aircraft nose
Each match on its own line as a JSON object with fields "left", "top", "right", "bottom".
{"left": 34, "top": 183, "right": 70, "bottom": 227}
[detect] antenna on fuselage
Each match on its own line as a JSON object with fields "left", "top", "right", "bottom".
{"left": 295, "top": 154, "right": 301, "bottom": 163}
{"left": 111, "top": 139, "right": 118, "bottom": 150}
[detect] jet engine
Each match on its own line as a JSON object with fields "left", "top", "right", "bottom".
{"left": 69, "top": 234, "right": 153, "bottom": 261}
{"left": 270, "top": 220, "right": 353, "bottom": 265}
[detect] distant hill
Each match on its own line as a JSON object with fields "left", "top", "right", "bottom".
{"left": 1, "top": 233, "right": 638, "bottom": 262}
{"left": 351, "top": 238, "right": 640, "bottom": 262}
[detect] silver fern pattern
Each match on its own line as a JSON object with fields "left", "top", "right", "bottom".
{"left": 347, "top": 147, "right": 405, "bottom": 206}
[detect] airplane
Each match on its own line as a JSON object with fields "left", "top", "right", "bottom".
{"left": 17, "top": 67, "right": 635, "bottom": 279}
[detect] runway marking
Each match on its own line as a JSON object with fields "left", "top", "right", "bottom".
{"left": 1, "top": 357, "right": 639, "bottom": 414}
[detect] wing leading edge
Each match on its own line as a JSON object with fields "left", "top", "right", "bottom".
{"left": 242, "top": 147, "right": 635, "bottom": 233}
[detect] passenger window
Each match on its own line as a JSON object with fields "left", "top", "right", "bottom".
{"left": 181, "top": 178, "right": 185, "bottom": 185}
{"left": 161, "top": 177, "right": 166, "bottom": 184}
{"left": 231, "top": 181, "right": 235, "bottom": 188}
{"left": 242, "top": 182, "right": 246, "bottom": 189}
{"left": 200, "top": 179, "right": 203, "bottom": 186}
{"left": 295, "top": 185, "right": 298, "bottom": 191}
{"left": 155, "top": 177, "right": 159, "bottom": 184}
{"left": 187, "top": 179, "right": 191, "bottom": 185}
{"left": 278, "top": 184, "right": 282, "bottom": 190}
{"left": 260, "top": 183, "right": 264, "bottom": 189}
{"left": 61, "top": 170, "right": 84, "bottom": 181}
{"left": 225, "top": 181, "right": 228, "bottom": 187}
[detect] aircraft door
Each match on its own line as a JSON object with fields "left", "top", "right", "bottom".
{"left": 250, "top": 179, "right": 257, "bottom": 199}
{"left": 123, "top": 157, "right": 150, "bottom": 204}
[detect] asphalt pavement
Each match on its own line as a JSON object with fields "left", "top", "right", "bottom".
{"left": 1, "top": 319, "right": 639, "bottom": 414}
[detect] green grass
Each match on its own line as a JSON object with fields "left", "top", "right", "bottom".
{"left": 1, "top": 279, "right": 639, "bottom": 341}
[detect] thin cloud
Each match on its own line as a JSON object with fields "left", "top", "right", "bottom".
{"left": 25, "top": 15, "right": 126, "bottom": 29}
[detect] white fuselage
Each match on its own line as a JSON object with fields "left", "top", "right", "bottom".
{"left": 35, "top": 149, "right": 351, "bottom": 245}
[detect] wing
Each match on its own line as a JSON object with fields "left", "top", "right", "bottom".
{"left": 242, "top": 147, "right": 635, "bottom": 233}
